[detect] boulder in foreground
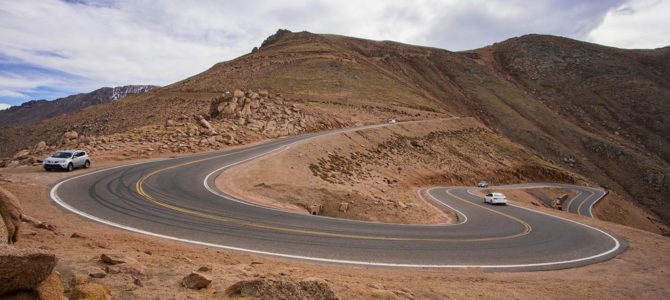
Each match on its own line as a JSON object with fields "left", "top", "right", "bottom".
{"left": 0, "top": 244, "right": 57, "bottom": 295}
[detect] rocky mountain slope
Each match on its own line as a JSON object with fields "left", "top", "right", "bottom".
{"left": 0, "top": 85, "right": 158, "bottom": 127}
{"left": 0, "top": 30, "right": 667, "bottom": 228}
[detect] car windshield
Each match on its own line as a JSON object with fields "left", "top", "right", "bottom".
{"left": 52, "top": 152, "right": 73, "bottom": 158}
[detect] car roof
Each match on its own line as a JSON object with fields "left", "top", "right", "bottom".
{"left": 491, "top": 192, "right": 505, "bottom": 196}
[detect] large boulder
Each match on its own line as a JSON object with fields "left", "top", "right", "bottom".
{"left": 209, "top": 92, "right": 233, "bottom": 118}
{"left": 0, "top": 186, "right": 21, "bottom": 244}
{"left": 225, "top": 278, "right": 339, "bottom": 300}
{"left": 233, "top": 89, "right": 245, "bottom": 98}
{"left": 0, "top": 245, "right": 57, "bottom": 295}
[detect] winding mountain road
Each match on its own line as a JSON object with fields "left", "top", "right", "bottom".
{"left": 50, "top": 124, "right": 626, "bottom": 271}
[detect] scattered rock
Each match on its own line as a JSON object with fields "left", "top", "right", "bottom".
{"left": 233, "top": 89, "right": 245, "bottom": 98}
{"left": 63, "top": 131, "right": 79, "bottom": 140}
{"left": 409, "top": 140, "right": 423, "bottom": 148}
{"left": 368, "top": 283, "right": 384, "bottom": 289}
{"left": 165, "top": 119, "right": 176, "bottom": 127}
{"left": 70, "top": 283, "right": 112, "bottom": 300}
{"left": 70, "top": 232, "right": 87, "bottom": 239}
{"left": 308, "top": 204, "right": 322, "bottom": 215}
{"left": 100, "top": 253, "right": 136, "bottom": 265}
{"left": 225, "top": 278, "right": 339, "bottom": 300}
{"left": 132, "top": 276, "right": 143, "bottom": 287}
{"left": 12, "top": 149, "right": 30, "bottom": 160}
{"left": 21, "top": 214, "right": 56, "bottom": 232}
{"left": 94, "top": 240, "right": 110, "bottom": 249}
{"left": 370, "top": 289, "right": 399, "bottom": 299}
{"left": 86, "top": 267, "right": 107, "bottom": 278}
{"left": 197, "top": 265, "right": 211, "bottom": 272}
{"left": 106, "top": 262, "right": 146, "bottom": 276}
{"left": 0, "top": 245, "right": 57, "bottom": 295}
{"left": 182, "top": 272, "right": 211, "bottom": 290}
{"left": 197, "top": 115, "right": 214, "bottom": 131}
{"left": 338, "top": 202, "right": 349, "bottom": 213}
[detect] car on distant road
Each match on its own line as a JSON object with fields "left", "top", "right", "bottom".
{"left": 484, "top": 192, "right": 507, "bottom": 205}
{"left": 477, "top": 181, "right": 489, "bottom": 188}
{"left": 387, "top": 118, "right": 397, "bottom": 124}
{"left": 43, "top": 150, "right": 90, "bottom": 172}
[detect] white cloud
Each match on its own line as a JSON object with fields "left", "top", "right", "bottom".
{"left": 0, "top": 103, "right": 11, "bottom": 110}
{"left": 587, "top": 0, "right": 670, "bottom": 49}
{"left": 1, "top": 0, "right": 662, "bottom": 103}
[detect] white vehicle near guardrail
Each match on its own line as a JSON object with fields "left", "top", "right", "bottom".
{"left": 484, "top": 192, "right": 507, "bottom": 205}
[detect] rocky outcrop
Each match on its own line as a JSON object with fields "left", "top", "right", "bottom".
{"left": 0, "top": 186, "right": 21, "bottom": 244}
{"left": 225, "top": 278, "right": 339, "bottom": 299}
{"left": 0, "top": 245, "right": 58, "bottom": 295}
{"left": 209, "top": 89, "right": 335, "bottom": 138}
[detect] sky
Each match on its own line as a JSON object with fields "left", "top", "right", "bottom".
{"left": 0, "top": 0, "right": 668, "bottom": 109}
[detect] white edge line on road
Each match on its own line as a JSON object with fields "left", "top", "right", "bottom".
{"left": 48, "top": 121, "right": 621, "bottom": 269}
{"left": 423, "top": 188, "right": 468, "bottom": 225}
{"left": 51, "top": 181, "right": 622, "bottom": 268}
{"left": 51, "top": 169, "right": 622, "bottom": 269}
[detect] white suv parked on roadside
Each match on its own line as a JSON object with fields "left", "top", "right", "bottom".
{"left": 484, "top": 192, "right": 507, "bottom": 205}
{"left": 43, "top": 150, "right": 90, "bottom": 172}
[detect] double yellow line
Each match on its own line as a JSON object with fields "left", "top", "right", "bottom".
{"left": 134, "top": 150, "right": 532, "bottom": 242}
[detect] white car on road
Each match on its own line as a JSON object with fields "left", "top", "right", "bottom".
{"left": 484, "top": 192, "right": 507, "bottom": 205}
{"left": 43, "top": 150, "right": 90, "bottom": 172}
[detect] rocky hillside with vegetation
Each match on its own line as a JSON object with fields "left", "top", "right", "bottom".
{"left": 0, "top": 29, "right": 667, "bottom": 228}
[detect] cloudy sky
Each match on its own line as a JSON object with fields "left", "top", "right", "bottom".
{"left": 0, "top": 0, "right": 668, "bottom": 109}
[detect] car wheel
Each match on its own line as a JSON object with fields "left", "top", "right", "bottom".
{"left": 45, "top": 169, "right": 50, "bottom": 172}
{"left": 67, "top": 163, "right": 73, "bottom": 172}
{"left": 84, "top": 160, "right": 90, "bottom": 169}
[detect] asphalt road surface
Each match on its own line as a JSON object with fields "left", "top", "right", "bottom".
{"left": 477, "top": 183, "right": 607, "bottom": 217}
{"left": 50, "top": 124, "right": 626, "bottom": 271}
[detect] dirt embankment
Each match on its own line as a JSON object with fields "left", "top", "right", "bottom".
{"left": 217, "top": 117, "right": 584, "bottom": 224}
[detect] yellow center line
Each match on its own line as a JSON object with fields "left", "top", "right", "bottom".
{"left": 134, "top": 149, "right": 532, "bottom": 242}
{"left": 445, "top": 189, "right": 532, "bottom": 236}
